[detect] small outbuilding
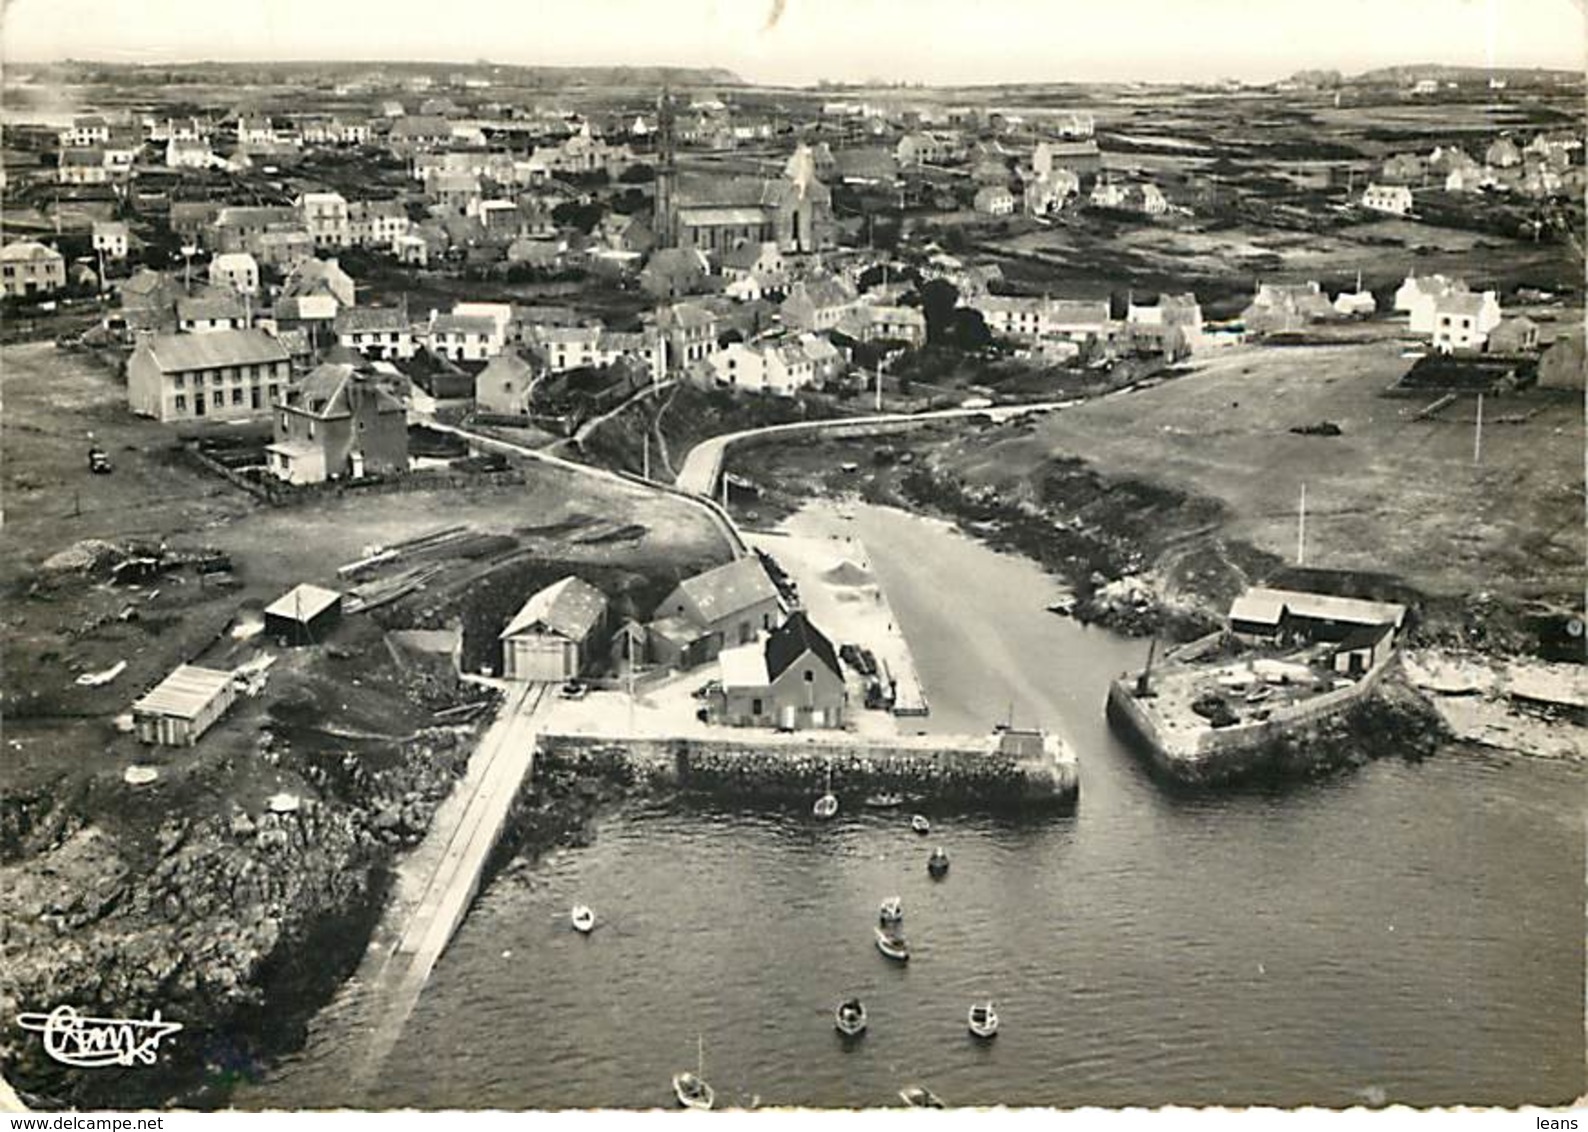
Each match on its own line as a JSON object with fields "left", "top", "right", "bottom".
{"left": 131, "top": 664, "right": 237, "bottom": 746}
{"left": 264, "top": 583, "right": 344, "bottom": 645}
{"left": 499, "top": 576, "right": 609, "bottom": 681}
{"left": 1331, "top": 622, "right": 1398, "bottom": 677}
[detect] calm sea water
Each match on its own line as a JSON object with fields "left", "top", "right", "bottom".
{"left": 254, "top": 502, "right": 1586, "bottom": 1109}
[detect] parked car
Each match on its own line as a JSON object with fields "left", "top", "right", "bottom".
{"left": 88, "top": 447, "right": 112, "bottom": 474}
{"left": 559, "top": 679, "right": 588, "bottom": 700}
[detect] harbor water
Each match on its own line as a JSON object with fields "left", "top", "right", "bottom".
{"left": 253, "top": 501, "right": 1586, "bottom": 1109}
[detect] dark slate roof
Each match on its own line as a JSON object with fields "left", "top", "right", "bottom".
{"left": 765, "top": 610, "right": 841, "bottom": 682}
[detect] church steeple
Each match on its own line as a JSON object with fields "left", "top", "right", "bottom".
{"left": 653, "top": 87, "right": 677, "bottom": 249}
{"left": 783, "top": 143, "right": 817, "bottom": 198}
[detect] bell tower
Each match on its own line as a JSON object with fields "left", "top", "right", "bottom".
{"left": 653, "top": 87, "right": 677, "bottom": 249}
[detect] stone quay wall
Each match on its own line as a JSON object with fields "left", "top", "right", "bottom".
{"left": 536, "top": 729, "right": 1079, "bottom": 809}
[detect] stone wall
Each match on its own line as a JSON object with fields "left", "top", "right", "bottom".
{"left": 537, "top": 729, "right": 1079, "bottom": 809}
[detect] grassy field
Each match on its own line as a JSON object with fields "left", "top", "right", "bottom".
{"left": 947, "top": 340, "right": 1584, "bottom": 602}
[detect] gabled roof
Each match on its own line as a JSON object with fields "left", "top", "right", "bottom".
{"left": 1433, "top": 290, "right": 1493, "bottom": 318}
{"left": 1, "top": 240, "right": 63, "bottom": 263}
{"left": 499, "top": 576, "right": 608, "bottom": 642}
{"left": 335, "top": 307, "right": 411, "bottom": 334}
{"left": 265, "top": 583, "right": 342, "bottom": 622}
{"left": 132, "top": 664, "right": 233, "bottom": 720}
{"left": 673, "top": 557, "right": 780, "bottom": 624}
{"left": 141, "top": 328, "right": 288, "bottom": 372}
{"left": 477, "top": 350, "right": 536, "bottom": 384}
{"left": 1228, "top": 586, "right": 1407, "bottom": 631}
{"left": 765, "top": 610, "right": 841, "bottom": 682}
{"left": 431, "top": 313, "right": 498, "bottom": 336}
{"left": 289, "top": 363, "right": 405, "bottom": 419}
{"left": 177, "top": 294, "right": 246, "bottom": 322}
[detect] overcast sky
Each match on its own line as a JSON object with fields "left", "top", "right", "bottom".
{"left": 2, "top": 0, "right": 1583, "bottom": 86}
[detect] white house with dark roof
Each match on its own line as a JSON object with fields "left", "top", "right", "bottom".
{"left": 126, "top": 329, "right": 291, "bottom": 422}
{"left": 177, "top": 293, "right": 248, "bottom": 334}
{"left": 498, "top": 576, "right": 609, "bottom": 681}
{"left": 207, "top": 252, "right": 260, "bottom": 297}
{"left": 93, "top": 221, "right": 130, "bottom": 261}
{"left": 426, "top": 313, "right": 502, "bottom": 361}
{"left": 648, "top": 556, "right": 787, "bottom": 668}
{"left": 1361, "top": 183, "right": 1414, "bottom": 216}
{"left": 336, "top": 307, "right": 416, "bottom": 359}
{"left": 1430, "top": 290, "right": 1502, "bottom": 353}
{"left": 1, "top": 241, "right": 66, "bottom": 298}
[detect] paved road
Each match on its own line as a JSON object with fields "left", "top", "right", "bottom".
{"left": 420, "top": 415, "right": 747, "bottom": 558}
{"left": 673, "top": 400, "right": 1079, "bottom": 498}
{"left": 568, "top": 378, "right": 676, "bottom": 447}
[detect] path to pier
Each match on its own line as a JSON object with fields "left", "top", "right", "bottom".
{"left": 342, "top": 681, "right": 553, "bottom": 1097}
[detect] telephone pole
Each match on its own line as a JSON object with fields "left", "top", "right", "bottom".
{"left": 1473, "top": 393, "right": 1484, "bottom": 465}
{"left": 1296, "top": 483, "right": 1307, "bottom": 566}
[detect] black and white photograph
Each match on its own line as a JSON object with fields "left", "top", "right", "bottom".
{"left": 0, "top": 0, "right": 1583, "bottom": 1117}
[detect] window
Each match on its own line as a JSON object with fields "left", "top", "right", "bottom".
{"left": 751, "top": 698, "right": 763, "bottom": 715}
{"left": 212, "top": 371, "right": 223, "bottom": 386}
{"left": 174, "top": 394, "right": 187, "bottom": 413}
{"left": 231, "top": 387, "right": 243, "bottom": 405}
{"left": 804, "top": 670, "right": 814, "bottom": 683}
{"left": 211, "top": 391, "right": 224, "bottom": 410}
{"left": 173, "top": 373, "right": 185, "bottom": 389}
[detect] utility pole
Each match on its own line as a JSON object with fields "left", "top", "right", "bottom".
{"left": 874, "top": 359, "right": 883, "bottom": 412}
{"left": 1473, "top": 392, "right": 1484, "bottom": 464}
{"left": 642, "top": 430, "right": 650, "bottom": 480}
{"left": 1297, "top": 482, "right": 1307, "bottom": 567}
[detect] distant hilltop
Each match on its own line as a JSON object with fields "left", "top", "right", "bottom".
{"left": 25, "top": 60, "right": 745, "bottom": 88}
{"left": 1339, "top": 63, "right": 1581, "bottom": 86}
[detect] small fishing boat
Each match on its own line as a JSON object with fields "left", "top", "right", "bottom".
{"left": 878, "top": 896, "right": 904, "bottom": 925}
{"left": 875, "top": 927, "right": 910, "bottom": 962}
{"left": 910, "top": 814, "right": 931, "bottom": 835}
{"left": 570, "top": 905, "right": 595, "bottom": 934}
{"left": 968, "top": 1002, "right": 999, "bottom": 1039}
{"left": 899, "top": 1086, "right": 946, "bottom": 1108}
{"left": 927, "top": 847, "right": 950, "bottom": 878}
{"left": 864, "top": 792, "right": 905, "bottom": 809}
{"left": 835, "top": 997, "right": 868, "bottom": 1037}
{"left": 813, "top": 764, "right": 838, "bottom": 819}
{"left": 672, "top": 1036, "right": 715, "bottom": 1110}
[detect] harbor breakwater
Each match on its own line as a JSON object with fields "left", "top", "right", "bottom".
{"left": 1105, "top": 666, "right": 1445, "bottom": 786}
{"left": 535, "top": 730, "right": 1079, "bottom": 810}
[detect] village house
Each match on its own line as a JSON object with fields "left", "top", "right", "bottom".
{"left": 1229, "top": 586, "right": 1406, "bottom": 660}
{"left": 251, "top": 228, "right": 317, "bottom": 271}
{"left": 388, "top": 115, "right": 455, "bottom": 152}
{"left": 267, "top": 363, "right": 409, "bottom": 484}
{"left": 335, "top": 307, "right": 416, "bottom": 360}
{"left": 296, "top": 192, "right": 352, "bottom": 248}
{"left": 1126, "top": 293, "right": 1204, "bottom": 355}
{"left": 214, "top": 205, "right": 296, "bottom": 253}
{"left": 1379, "top": 153, "right": 1427, "bottom": 185}
{"left": 703, "top": 339, "right": 816, "bottom": 396}
{"left": 426, "top": 313, "right": 501, "bottom": 362}
{"left": 841, "top": 303, "right": 928, "bottom": 349}
{"left": 1394, "top": 273, "right": 1468, "bottom": 333}
{"left": 1485, "top": 136, "right": 1523, "bottom": 169}
{"left": 530, "top": 120, "right": 635, "bottom": 177}
{"left": 108, "top": 269, "right": 183, "bottom": 337}
{"left": 1023, "top": 168, "right": 1080, "bottom": 215}
{"left": 895, "top": 130, "right": 961, "bottom": 167}
{"left": 61, "top": 115, "right": 111, "bottom": 148}
{"left": 284, "top": 257, "right": 356, "bottom": 308}
{"left": 474, "top": 350, "right": 537, "bottom": 416}
{"left": 640, "top": 247, "right": 712, "bottom": 300}
{"left": 207, "top": 252, "right": 260, "bottom": 297}
{"left": 648, "top": 556, "right": 786, "bottom": 669}
{"left": 973, "top": 185, "right": 1016, "bottom": 215}
{"left": 780, "top": 277, "right": 859, "bottom": 333}
{"left": 497, "top": 576, "right": 609, "bottom": 682}
{"left": 710, "top": 611, "right": 847, "bottom": 730}
{"left": 657, "top": 301, "right": 719, "bottom": 371}
{"left": 0, "top": 240, "right": 66, "bottom": 299}
{"left": 126, "top": 328, "right": 291, "bottom": 421}
{"left": 165, "top": 137, "right": 216, "bottom": 169}
{"left": 968, "top": 294, "right": 1111, "bottom": 345}
{"left": 1033, "top": 139, "right": 1103, "bottom": 182}
{"left": 1239, "top": 281, "right": 1338, "bottom": 335}
{"left": 57, "top": 148, "right": 109, "bottom": 185}
{"left": 177, "top": 293, "right": 248, "bottom": 334}
{"left": 1361, "top": 183, "right": 1414, "bottom": 216}
{"left": 92, "top": 221, "right": 129, "bottom": 261}
{"left": 348, "top": 199, "right": 410, "bottom": 249}
{"left": 427, "top": 172, "right": 483, "bottom": 218}
{"left": 1538, "top": 333, "right": 1583, "bottom": 389}
{"left": 1430, "top": 290, "right": 1502, "bottom": 353}
{"left": 1486, "top": 316, "right": 1540, "bottom": 355}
